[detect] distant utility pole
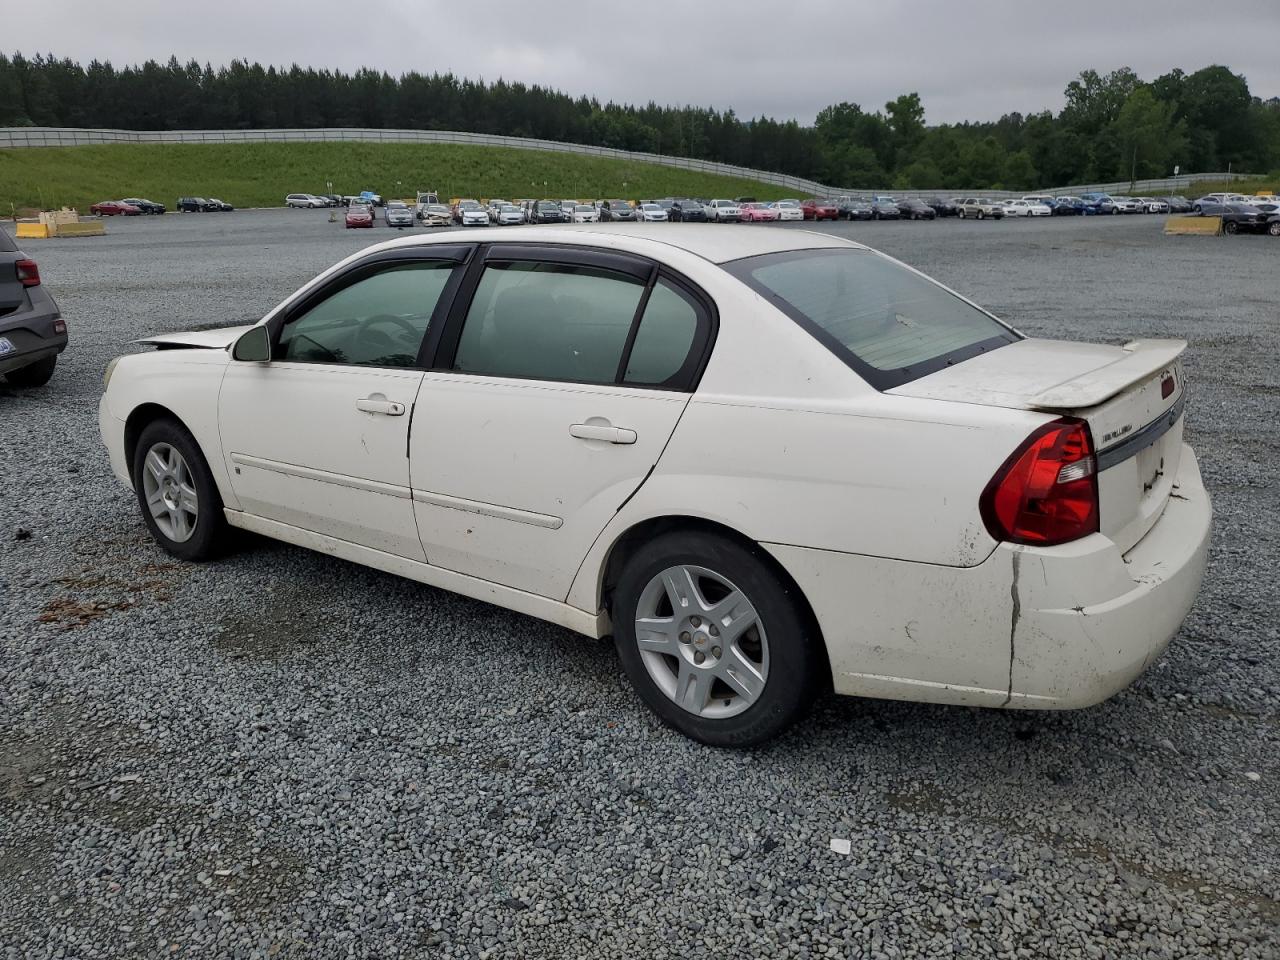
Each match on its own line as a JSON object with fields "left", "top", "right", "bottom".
{"left": 1129, "top": 145, "right": 1138, "bottom": 193}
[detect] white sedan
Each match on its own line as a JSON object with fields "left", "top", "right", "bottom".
{"left": 636, "top": 203, "right": 669, "bottom": 222}
{"left": 771, "top": 200, "right": 805, "bottom": 221}
{"left": 1004, "top": 199, "right": 1052, "bottom": 217}
{"left": 99, "top": 227, "right": 1211, "bottom": 746}
{"left": 571, "top": 204, "right": 600, "bottom": 223}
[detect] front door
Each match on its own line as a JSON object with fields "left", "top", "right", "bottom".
{"left": 409, "top": 245, "right": 715, "bottom": 600}
{"left": 219, "top": 257, "right": 463, "bottom": 560}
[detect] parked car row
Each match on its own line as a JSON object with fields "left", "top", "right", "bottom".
{"left": 90, "top": 198, "right": 166, "bottom": 216}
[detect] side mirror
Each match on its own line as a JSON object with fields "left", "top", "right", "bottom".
{"left": 232, "top": 325, "right": 271, "bottom": 362}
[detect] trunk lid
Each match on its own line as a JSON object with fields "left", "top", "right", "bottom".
{"left": 892, "top": 338, "right": 1187, "bottom": 553}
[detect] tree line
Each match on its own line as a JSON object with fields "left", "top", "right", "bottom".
{"left": 1, "top": 53, "right": 1276, "bottom": 190}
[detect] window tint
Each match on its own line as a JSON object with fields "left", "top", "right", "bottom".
{"left": 276, "top": 261, "right": 455, "bottom": 366}
{"left": 453, "top": 261, "right": 645, "bottom": 383}
{"left": 727, "top": 249, "right": 1018, "bottom": 390}
{"left": 625, "top": 280, "right": 700, "bottom": 385}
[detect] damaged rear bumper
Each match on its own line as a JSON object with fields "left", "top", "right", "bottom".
{"left": 764, "top": 445, "right": 1212, "bottom": 710}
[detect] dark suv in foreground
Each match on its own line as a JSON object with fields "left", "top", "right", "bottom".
{"left": 0, "top": 229, "right": 66, "bottom": 386}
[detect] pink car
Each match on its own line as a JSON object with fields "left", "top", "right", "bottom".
{"left": 740, "top": 202, "right": 780, "bottom": 223}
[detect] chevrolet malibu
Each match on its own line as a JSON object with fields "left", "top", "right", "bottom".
{"left": 99, "top": 227, "right": 1211, "bottom": 746}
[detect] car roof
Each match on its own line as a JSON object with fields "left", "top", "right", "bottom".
{"left": 357, "top": 223, "right": 866, "bottom": 264}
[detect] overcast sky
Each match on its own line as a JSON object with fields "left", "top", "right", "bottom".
{"left": 18, "top": 0, "right": 1280, "bottom": 125}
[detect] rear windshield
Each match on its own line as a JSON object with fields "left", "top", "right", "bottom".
{"left": 725, "top": 249, "right": 1019, "bottom": 390}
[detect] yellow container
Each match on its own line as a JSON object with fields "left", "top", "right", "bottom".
{"left": 53, "top": 221, "right": 106, "bottom": 237}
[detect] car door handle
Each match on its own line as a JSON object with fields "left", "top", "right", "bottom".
{"left": 356, "top": 396, "right": 405, "bottom": 416}
{"left": 570, "top": 422, "right": 637, "bottom": 444}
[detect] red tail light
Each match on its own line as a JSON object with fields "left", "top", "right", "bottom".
{"left": 980, "top": 418, "right": 1099, "bottom": 546}
{"left": 16, "top": 258, "right": 40, "bottom": 287}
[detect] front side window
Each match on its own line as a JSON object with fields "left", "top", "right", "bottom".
{"left": 726, "top": 249, "right": 1018, "bottom": 390}
{"left": 276, "top": 261, "right": 456, "bottom": 366}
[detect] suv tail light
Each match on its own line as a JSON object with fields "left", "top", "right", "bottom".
{"left": 16, "top": 258, "right": 40, "bottom": 287}
{"left": 980, "top": 418, "right": 1099, "bottom": 546}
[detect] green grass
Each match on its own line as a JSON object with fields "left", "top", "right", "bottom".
{"left": 1120, "top": 175, "right": 1275, "bottom": 198}
{"left": 0, "top": 141, "right": 804, "bottom": 214}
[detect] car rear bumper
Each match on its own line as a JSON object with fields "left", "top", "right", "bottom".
{"left": 0, "top": 288, "right": 67, "bottom": 374}
{"left": 765, "top": 444, "right": 1211, "bottom": 711}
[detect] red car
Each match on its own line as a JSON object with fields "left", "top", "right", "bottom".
{"left": 801, "top": 199, "right": 838, "bottom": 221}
{"left": 90, "top": 200, "right": 142, "bottom": 216}
{"left": 345, "top": 205, "right": 374, "bottom": 229}
{"left": 739, "top": 202, "right": 780, "bottom": 223}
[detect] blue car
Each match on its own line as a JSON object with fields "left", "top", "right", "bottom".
{"left": 1078, "top": 193, "right": 1117, "bottom": 216}
{"left": 1048, "top": 197, "right": 1085, "bottom": 216}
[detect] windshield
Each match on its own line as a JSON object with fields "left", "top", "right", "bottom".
{"left": 726, "top": 249, "right": 1019, "bottom": 390}
{"left": 575, "top": 205, "right": 593, "bottom": 212}
{"left": 640, "top": 203, "right": 659, "bottom": 211}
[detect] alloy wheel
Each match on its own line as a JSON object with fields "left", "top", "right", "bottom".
{"left": 140, "top": 442, "right": 199, "bottom": 542}
{"left": 633, "top": 564, "right": 769, "bottom": 719}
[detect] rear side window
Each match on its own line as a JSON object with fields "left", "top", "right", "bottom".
{"left": 450, "top": 261, "right": 713, "bottom": 389}
{"left": 625, "top": 281, "right": 700, "bottom": 385}
{"left": 454, "top": 262, "right": 645, "bottom": 383}
{"left": 726, "top": 249, "right": 1018, "bottom": 390}
{"left": 0, "top": 229, "right": 16, "bottom": 253}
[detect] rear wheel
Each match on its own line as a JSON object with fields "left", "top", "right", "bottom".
{"left": 612, "top": 531, "right": 823, "bottom": 747}
{"left": 131, "top": 419, "right": 228, "bottom": 562}
{"left": 1268, "top": 220, "right": 1280, "bottom": 237}
{"left": 976, "top": 210, "right": 984, "bottom": 220}
{"left": 4, "top": 355, "right": 56, "bottom": 387}
{"left": 1224, "top": 220, "right": 1239, "bottom": 235}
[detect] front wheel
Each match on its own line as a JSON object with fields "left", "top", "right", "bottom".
{"left": 976, "top": 210, "right": 984, "bottom": 220}
{"left": 612, "top": 531, "right": 823, "bottom": 747}
{"left": 1268, "top": 220, "right": 1280, "bottom": 237}
{"left": 132, "top": 419, "right": 229, "bottom": 562}
{"left": 1224, "top": 220, "right": 1239, "bottom": 235}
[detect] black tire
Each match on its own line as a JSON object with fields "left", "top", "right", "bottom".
{"left": 958, "top": 209, "right": 966, "bottom": 219}
{"left": 612, "top": 530, "right": 824, "bottom": 747}
{"left": 131, "top": 418, "right": 229, "bottom": 562}
{"left": 4, "top": 354, "right": 56, "bottom": 387}
{"left": 1224, "top": 220, "right": 1239, "bottom": 235}
{"left": 976, "top": 210, "right": 984, "bottom": 220}
{"left": 1268, "top": 220, "right": 1280, "bottom": 237}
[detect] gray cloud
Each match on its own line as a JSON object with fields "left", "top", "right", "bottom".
{"left": 23, "top": 0, "right": 1280, "bottom": 125}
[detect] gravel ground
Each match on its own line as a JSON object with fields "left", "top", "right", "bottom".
{"left": 1, "top": 210, "right": 1276, "bottom": 959}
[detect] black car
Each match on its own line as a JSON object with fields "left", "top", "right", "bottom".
{"left": 1163, "top": 195, "right": 1192, "bottom": 214}
{"left": 838, "top": 198, "right": 874, "bottom": 220}
{"left": 925, "top": 197, "right": 959, "bottom": 217}
{"left": 176, "top": 197, "right": 219, "bottom": 212}
{"left": 870, "top": 199, "right": 901, "bottom": 220}
{"left": 1049, "top": 197, "right": 1085, "bottom": 215}
{"left": 1220, "top": 203, "right": 1266, "bottom": 235}
{"left": 669, "top": 199, "right": 708, "bottom": 222}
{"left": 529, "top": 200, "right": 567, "bottom": 224}
{"left": 0, "top": 229, "right": 66, "bottom": 387}
{"left": 1267, "top": 215, "right": 1280, "bottom": 237}
{"left": 897, "top": 198, "right": 937, "bottom": 220}
{"left": 121, "top": 197, "right": 166, "bottom": 215}
{"left": 599, "top": 200, "right": 636, "bottom": 222}
{"left": 205, "top": 198, "right": 234, "bottom": 212}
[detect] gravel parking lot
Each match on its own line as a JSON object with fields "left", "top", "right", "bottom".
{"left": 2, "top": 210, "right": 1276, "bottom": 959}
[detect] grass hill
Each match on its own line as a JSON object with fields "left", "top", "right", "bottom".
{"left": 0, "top": 141, "right": 804, "bottom": 213}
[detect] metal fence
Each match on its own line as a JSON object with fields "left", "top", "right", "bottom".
{"left": 0, "top": 126, "right": 1248, "bottom": 199}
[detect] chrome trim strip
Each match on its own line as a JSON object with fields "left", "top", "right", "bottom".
{"left": 229, "top": 453, "right": 411, "bottom": 499}
{"left": 1095, "top": 392, "right": 1185, "bottom": 471}
{"left": 411, "top": 489, "right": 564, "bottom": 530}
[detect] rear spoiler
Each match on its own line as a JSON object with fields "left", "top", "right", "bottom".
{"left": 1029, "top": 339, "right": 1186, "bottom": 410}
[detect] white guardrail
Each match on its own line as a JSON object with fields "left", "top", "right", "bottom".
{"left": 0, "top": 126, "right": 1247, "bottom": 198}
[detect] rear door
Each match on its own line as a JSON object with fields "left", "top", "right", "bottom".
{"left": 409, "top": 243, "right": 716, "bottom": 599}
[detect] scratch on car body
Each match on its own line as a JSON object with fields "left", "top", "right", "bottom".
{"left": 1002, "top": 550, "right": 1022, "bottom": 707}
